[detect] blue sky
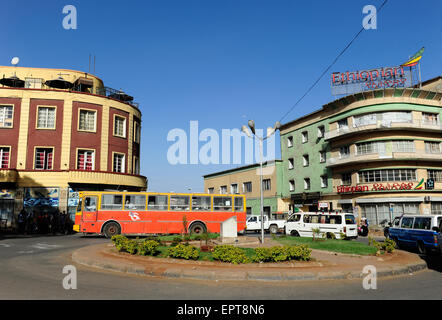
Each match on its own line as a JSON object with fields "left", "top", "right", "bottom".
{"left": 1, "top": 0, "right": 441, "bottom": 192}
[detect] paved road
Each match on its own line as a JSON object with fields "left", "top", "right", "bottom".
{"left": 0, "top": 234, "right": 441, "bottom": 300}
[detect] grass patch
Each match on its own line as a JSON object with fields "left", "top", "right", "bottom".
{"left": 275, "top": 236, "right": 378, "bottom": 256}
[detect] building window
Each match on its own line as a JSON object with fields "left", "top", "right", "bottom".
{"left": 243, "top": 182, "right": 252, "bottom": 193}
{"left": 133, "top": 156, "right": 140, "bottom": 175}
{"left": 319, "top": 151, "right": 326, "bottom": 163}
{"left": 382, "top": 111, "right": 412, "bottom": 124}
{"left": 317, "top": 126, "right": 325, "bottom": 138}
{"left": 77, "top": 150, "right": 95, "bottom": 171}
{"left": 0, "top": 147, "right": 10, "bottom": 168}
{"left": 289, "top": 180, "right": 295, "bottom": 192}
{"left": 356, "top": 141, "right": 384, "bottom": 155}
{"left": 392, "top": 140, "right": 415, "bottom": 153}
{"left": 431, "top": 203, "right": 442, "bottom": 215}
{"left": 422, "top": 112, "right": 439, "bottom": 126}
{"left": 425, "top": 141, "right": 441, "bottom": 154}
{"left": 303, "top": 154, "right": 309, "bottom": 167}
{"left": 287, "top": 136, "right": 293, "bottom": 148}
{"left": 339, "top": 146, "right": 350, "bottom": 159}
{"left": 288, "top": 158, "right": 294, "bottom": 170}
{"left": 208, "top": 188, "right": 214, "bottom": 194}
{"left": 0, "top": 105, "right": 13, "bottom": 128}
{"left": 79, "top": 109, "right": 96, "bottom": 132}
{"left": 262, "top": 179, "right": 271, "bottom": 191}
{"left": 304, "top": 178, "right": 310, "bottom": 190}
{"left": 230, "top": 184, "right": 238, "bottom": 194}
{"left": 428, "top": 170, "right": 442, "bottom": 182}
{"left": 113, "top": 153, "right": 125, "bottom": 173}
{"left": 25, "top": 77, "right": 43, "bottom": 89}
{"left": 35, "top": 148, "right": 54, "bottom": 170}
{"left": 220, "top": 186, "right": 227, "bottom": 194}
{"left": 302, "top": 131, "right": 308, "bottom": 143}
{"left": 114, "top": 115, "right": 127, "bottom": 138}
{"left": 358, "top": 169, "right": 416, "bottom": 183}
{"left": 341, "top": 173, "right": 352, "bottom": 186}
{"left": 37, "top": 106, "right": 56, "bottom": 129}
{"left": 353, "top": 113, "right": 377, "bottom": 127}
{"left": 134, "top": 121, "right": 141, "bottom": 143}
{"left": 321, "top": 175, "right": 328, "bottom": 188}
{"left": 337, "top": 119, "right": 348, "bottom": 132}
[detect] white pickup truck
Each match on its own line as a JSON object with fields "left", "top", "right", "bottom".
{"left": 245, "top": 215, "right": 286, "bottom": 234}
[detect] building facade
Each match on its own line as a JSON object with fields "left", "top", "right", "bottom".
{"left": 280, "top": 76, "right": 442, "bottom": 225}
{"left": 0, "top": 66, "right": 147, "bottom": 229}
{"left": 203, "top": 160, "right": 289, "bottom": 219}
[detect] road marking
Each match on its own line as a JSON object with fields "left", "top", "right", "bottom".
{"left": 31, "top": 243, "right": 61, "bottom": 250}
{"left": 0, "top": 243, "right": 12, "bottom": 248}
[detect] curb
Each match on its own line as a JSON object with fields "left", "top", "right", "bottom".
{"left": 71, "top": 245, "right": 428, "bottom": 282}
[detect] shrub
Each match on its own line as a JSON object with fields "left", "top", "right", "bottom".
{"left": 212, "top": 245, "right": 251, "bottom": 264}
{"left": 111, "top": 235, "right": 129, "bottom": 252}
{"left": 167, "top": 244, "right": 199, "bottom": 260}
{"left": 368, "top": 237, "right": 395, "bottom": 254}
{"left": 171, "top": 236, "right": 183, "bottom": 247}
{"left": 137, "top": 240, "right": 160, "bottom": 256}
{"left": 126, "top": 239, "right": 139, "bottom": 255}
{"left": 252, "top": 245, "right": 311, "bottom": 263}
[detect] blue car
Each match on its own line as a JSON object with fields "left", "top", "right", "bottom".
{"left": 388, "top": 214, "right": 442, "bottom": 255}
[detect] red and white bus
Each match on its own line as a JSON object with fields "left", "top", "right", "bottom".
{"left": 73, "top": 191, "right": 247, "bottom": 238}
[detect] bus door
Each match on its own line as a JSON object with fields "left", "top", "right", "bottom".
{"left": 82, "top": 195, "right": 98, "bottom": 222}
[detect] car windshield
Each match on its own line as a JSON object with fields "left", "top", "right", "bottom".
{"left": 345, "top": 215, "right": 356, "bottom": 225}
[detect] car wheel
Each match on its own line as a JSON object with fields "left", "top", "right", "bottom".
{"left": 417, "top": 241, "right": 426, "bottom": 255}
{"left": 269, "top": 224, "right": 278, "bottom": 234}
{"left": 290, "top": 230, "right": 300, "bottom": 237}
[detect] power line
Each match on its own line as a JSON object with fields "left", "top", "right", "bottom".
{"left": 279, "top": 0, "right": 389, "bottom": 123}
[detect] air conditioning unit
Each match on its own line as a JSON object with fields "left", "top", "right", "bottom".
{"left": 424, "top": 196, "right": 431, "bottom": 203}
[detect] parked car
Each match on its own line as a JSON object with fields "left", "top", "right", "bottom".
{"left": 285, "top": 212, "right": 358, "bottom": 240}
{"left": 245, "top": 215, "right": 286, "bottom": 234}
{"left": 387, "top": 214, "right": 442, "bottom": 254}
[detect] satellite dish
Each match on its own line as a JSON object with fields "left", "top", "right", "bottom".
{"left": 11, "top": 57, "right": 20, "bottom": 66}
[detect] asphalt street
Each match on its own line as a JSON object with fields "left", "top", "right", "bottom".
{"left": 0, "top": 234, "right": 441, "bottom": 300}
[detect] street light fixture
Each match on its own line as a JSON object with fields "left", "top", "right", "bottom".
{"left": 241, "top": 120, "right": 281, "bottom": 244}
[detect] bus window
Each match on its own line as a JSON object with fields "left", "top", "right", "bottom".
{"left": 76, "top": 198, "right": 83, "bottom": 212}
{"left": 84, "top": 197, "right": 97, "bottom": 212}
{"left": 170, "top": 195, "right": 190, "bottom": 211}
{"left": 213, "top": 196, "right": 232, "bottom": 211}
{"left": 234, "top": 197, "right": 244, "bottom": 212}
{"left": 147, "top": 195, "right": 168, "bottom": 211}
{"left": 304, "top": 215, "right": 319, "bottom": 224}
{"left": 124, "top": 194, "right": 146, "bottom": 210}
{"left": 328, "top": 216, "right": 342, "bottom": 224}
{"left": 101, "top": 194, "right": 123, "bottom": 210}
{"left": 344, "top": 215, "right": 355, "bottom": 225}
{"left": 191, "top": 196, "right": 211, "bottom": 211}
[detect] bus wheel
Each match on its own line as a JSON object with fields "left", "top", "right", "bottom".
{"left": 103, "top": 222, "right": 121, "bottom": 239}
{"left": 290, "top": 230, "right": 300, "bottom": 237}
{"left": 189, "top": 222, "right": 206, "bottom": 235}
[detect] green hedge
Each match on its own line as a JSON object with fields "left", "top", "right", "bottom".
{"left": 167, "top": 244, "right": 200, "bottom": 260}
{"left": 252, "top": 245, "right": 311, "bottom": 262}
{"left": 212, "top": 245, "right": 251, "bottom": 264}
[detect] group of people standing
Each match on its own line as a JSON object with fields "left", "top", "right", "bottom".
{"left": 17, "top": 209, "right": 73, "bottom": 235}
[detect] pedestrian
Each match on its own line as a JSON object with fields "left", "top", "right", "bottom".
{"left": 18, "top": 209, "right": 26, "bottom": 234}
{"left": 60, "top": 211, "right": 66, "bottom": 235}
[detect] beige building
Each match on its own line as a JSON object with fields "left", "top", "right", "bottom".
{"left": 203, "top": 160, "right": 289, "bottom": 219}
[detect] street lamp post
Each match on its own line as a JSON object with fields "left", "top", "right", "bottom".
{"left": 242, "top": 120, "right": 281, "bottom": 244}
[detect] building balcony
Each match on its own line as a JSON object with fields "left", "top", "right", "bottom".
{"left": 326, "top": 150, "right": 442, "bottom": 168}
{"left": 324, "top": 120, "right": 442, "bottom": 141}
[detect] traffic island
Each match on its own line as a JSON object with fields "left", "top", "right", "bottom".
{"left": 71, "top": 237, "right": 428, "bottom": 282}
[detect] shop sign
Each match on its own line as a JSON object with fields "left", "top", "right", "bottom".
{"left": 331, "top": 66, "right": 412, "bottom": 95}
{"left": 337, "top": 182, "right": 416, "bottom": 194}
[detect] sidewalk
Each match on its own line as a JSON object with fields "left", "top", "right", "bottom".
{"left": 71, "top": 238, "right": 428, "bottom": 282}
